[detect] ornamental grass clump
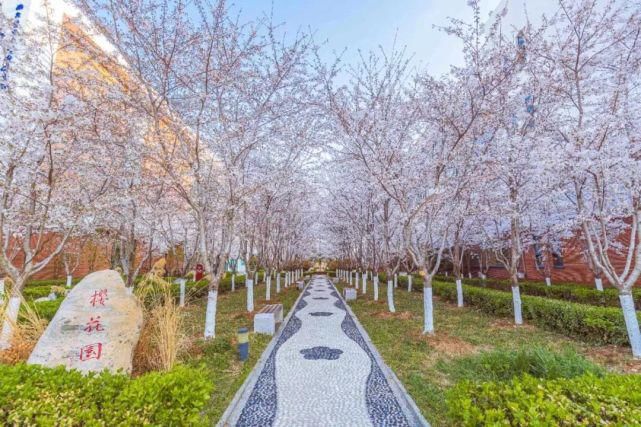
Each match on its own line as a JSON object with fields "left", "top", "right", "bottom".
{"left": 0, "top": 295, "right": 47, "bottom": 364}
{"left": 134, "top": 268, "right": 184, "bottom": 374}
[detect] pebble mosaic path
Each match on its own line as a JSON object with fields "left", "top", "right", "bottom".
{"left": 220, "top": 276, "right": 428, "bottom": 427}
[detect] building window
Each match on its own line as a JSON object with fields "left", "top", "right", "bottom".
{"left": 552, "top": 251, "right": 564, "bottom": 268}
{"left": 532, "top": 237, "right": 544, "bottom": 269}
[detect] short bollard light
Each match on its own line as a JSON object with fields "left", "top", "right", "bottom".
{"left": 238, "top": 327, "right": 249, "bottom": 361}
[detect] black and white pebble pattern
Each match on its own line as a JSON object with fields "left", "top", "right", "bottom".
{"left": 233, "top": 277, "right": 417, "bottom": 426}
{"left": 300, "top": 346, "right": 344, "bottom": 360}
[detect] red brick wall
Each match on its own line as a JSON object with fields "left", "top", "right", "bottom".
{"left": 484, "top": 224, "right": 640, "bottom": 287}
{"left": 1, "top": 234, "right": 156, "bottom": 282}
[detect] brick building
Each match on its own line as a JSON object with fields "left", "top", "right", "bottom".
{"left": 440, "top": 224, "right": 639, "bottom": 287}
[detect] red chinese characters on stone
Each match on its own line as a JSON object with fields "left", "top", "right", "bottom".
{"left": 90, "top": 289, "right": 108, "bottom": 307}
{"left": 84, "top": 316, "right": 104, "bottom": 333}
{"left": 79, "top": 343, "right": 103, "bottom": 361}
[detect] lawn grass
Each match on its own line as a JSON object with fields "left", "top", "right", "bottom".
{"left": 179, "top": 282, "right": 302, "bottom": 423}
{"left": 336, "top": 279, "right": 639, "bottom": 426}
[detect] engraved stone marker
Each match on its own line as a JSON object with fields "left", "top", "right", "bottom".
{"left": 28, "top": 270, "right": 143, "bottom": 374}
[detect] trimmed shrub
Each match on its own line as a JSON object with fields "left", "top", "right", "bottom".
{"left": 29, "top": 299, "right": 63, "bottom": 321}
{"left": 435, "top": 274, "right": 641, "bottom": 308}
{"left": 437, "top": 347, "right": 603, "bottom": 383}
{"left": 447, "top": 373, "right": 641, "bottom": 426}
{"left": 0, "top": 363, "right": 213, "bottom": 425}
{"left": 24, "top": 278, "right": 81, "bottom": 288}
{"left": 22, "top": 286, "right": 56, "bottom": 301}
{"left": 433, "top": 281, "right": 639, "bottom": 345}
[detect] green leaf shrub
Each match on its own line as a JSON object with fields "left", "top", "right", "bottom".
{"left": 437, "top": 347, "right": 603, "bottom": 383}
{"left": 22, "top": 286, "right": 56, "bottom": 301}
{"left": 434, "top": 275, "right": 641, "bottom": 309}
{"left": 0, "top": 363, "right": 213, "bottom": 426}
{"left": 24, "top": 278, "right": 81, "bottom": 288}
{"left": 29, "top": 300, "right": 63, "bottom": 321}
{"left": 433, "top": 281, "right": 638, "bottom": 345}
{"left": 447, "top": 373, "right": 641, "bottom": 426}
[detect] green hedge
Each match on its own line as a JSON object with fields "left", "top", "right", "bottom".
{"left": 30, "top": 300, "right": 63, "bottom": 321}
{"left": 433, "top": 281, "right": 638, "bottom": 346}
{"left": 24, "top": 278, "right": 81, "bottom": 288}
{"left": 447, "top": 373, "right": 641, "bottom": 426}
{"left": 435, "top": 275, "right": 641, "bottom": 309}
{"left": 0, "top": 363, "right": 213, "bottom": 425}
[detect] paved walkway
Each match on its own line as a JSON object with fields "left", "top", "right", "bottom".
{"left": 220, "top": 276, "right": 428, "bottom": 427}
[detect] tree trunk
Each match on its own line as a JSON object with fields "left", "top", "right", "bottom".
{"left": 545, "top": 277, "right": 551, "bottom": 287}
{"left": 423, "top": 275, "right": 434, "bottom": 334}
{"left": 276, "top": 273, "right": 281, "bottom": 293}
{"left": 387, "top": 280, "right": 395, "bottom": 313}
{"left": 619, "top": 292, "right": 641, "bottom": 359}
{"left": 595, "top": 277, "right": 604, "bottom": 292}
{"left": 456, "top": 279, "right": 464, "bottom": 307}
{"left": 408, "top": 275, "right": 412, "bottom": 292}
{"left": 247, "top": 279, "right": 254, "bottom": 312}
{"left": 355, "top": 272, "right": 360, "bottom": 290}
{"left": 362, "top": 274, "right": 367, "bottom": 295}
{"left": 394, "top": 273, "right": 398, "bottom": 288}
{"left": 179, "top": 278, "right": 186, "bottom": 307}
{"left": 66, "top": 275, "right": 73, "bottom": 288}
{"left": 266, "top": 272, "right": 271, "bottom": 301}
{"left": 204, "top": 289, "right": 218, "bottom": 339}
{"left": 511, "top": 285, "right": 523, "bottom": 325}
{"left": 231, "top": 274, "right": 235, "bottom": 292}
{"left": 0, "top": 296, "right": 21, "bottom": 350}
{"left": 374, "top": 276, "right": 379, "bottom": 301}
{"left": 0, "top": 276, "right": 26, "bottom": 349}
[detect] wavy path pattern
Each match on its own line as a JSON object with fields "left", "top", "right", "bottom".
{"left": 222, "top": 276, "right": 428, "bottom": 427}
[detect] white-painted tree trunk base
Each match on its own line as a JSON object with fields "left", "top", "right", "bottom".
{"left": 276, "top": 274, "right": 281, "bottom": 293}
{"left": 374, "top": 278, "right": 379, "bottom": 301}
{"left": 355, "top": 273, "right": 360, "bottom": 290}
{"left": 362, "top": 276, "right": 367, "bottom": 294}
{"left": 66, "top": 275, "right": 73, "bottom": 288}
{"left": 512, "top": 286, "right": 523, "bottom": 325}
{"left": 231, "top": 274, "right": 235, "bottom": 292}
{"left": 408, "top": 275, "right": 412, "bottom": 292}
{"left": 456, "top": 279, "right": 464, "bottom": 307}
{"left": 266, "top": 276, "right": 271, "bottom": 301}
{"left": 204, "top": 290, "right": 218, "bottom": 339}
{"left": 545, "top": 277, "right": 551, "bottom": 287}
{"left": 423, "top": 287, "right": 434, "bottom": 334}
{"left": 394, "top": 274, "right": 398, "bottom": 288}
{"left": 387, "top": 280, "right": 395, "bottom": 313}
{"left": 620, "top": 294, "right": 641, "bottom": 359}
{"left": 595, "top": 278, "right": 604, "bottom": 292}
{"left": 247, "top": 279, "right": 254, "bottom": 312}
{"left": 0, "top": 296, "right": 21, "bottom": 350}
{"left": 0, "top": 279, "right": 4, "bottom": 297}
{"left": 179, "top": 279, "right": 186, "bottom": 307}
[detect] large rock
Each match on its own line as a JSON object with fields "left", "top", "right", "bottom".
{"left": 28, "top": 270, "right": 143, "bottom": 374}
